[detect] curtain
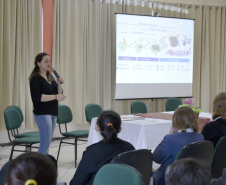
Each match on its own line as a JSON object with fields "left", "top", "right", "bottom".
{"left": 0, "top": 0, "right": 42, "bottom": 129}
{"left": 1, "top": 0, "right": 226, "bottom": 130}
{"left": 52, "top": 0, "right": 193, "bottom": 123}
{"left": 53, "top": 0, "right": 226, "bottom": 125}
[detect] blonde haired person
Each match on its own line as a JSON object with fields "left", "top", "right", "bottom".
{"left": 202, "top": 92, "right": 226, "bottom": 147}
{"left": 153, "top": 106, "right": 204, "bottom": 185}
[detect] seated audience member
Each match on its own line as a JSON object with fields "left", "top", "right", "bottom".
{"left": 153, "top": 106, "right": 204, "bottom": 185}
{"left": 70, "top": 110, "right": 135, "bottom": 185}
{"left": 6, "top": 152, "right": 57, "bottom": 185}
{"left": 202, "top": 92, "right": 226, "bottom": 147}
{"left": 211, "top": 168, "right": 226, "bottom": 185}
{"left": 165, "top": 158, "right": 211, "bottom": 185}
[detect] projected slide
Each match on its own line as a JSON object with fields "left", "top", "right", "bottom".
{"left": 115, "top": 14, "right": 194, "bottom": 99}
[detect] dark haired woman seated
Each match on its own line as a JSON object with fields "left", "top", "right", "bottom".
{"left": 202, "top": 92, "right": 226, "bottom": 147}
{"left": 70, "top": 110, "right": 135, "bottom": 185}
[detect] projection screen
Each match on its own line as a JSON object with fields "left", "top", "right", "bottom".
{"left": 115, "top": 14, "right": 194, "bottom": 100}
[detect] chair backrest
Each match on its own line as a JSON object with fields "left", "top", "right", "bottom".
{"left": 165, "top": 98, "right": 182, "bottom": 111}
{"left": 4, "top": 108, "right": 22, "bottom": 130}
{"left": 212, "top": 135, "right": 226, "bottom": 178}
{"left": 57, "top": 105, "right": 73, "bottom": 124}
{"left": 0, "top": 160, "right": 11, "bottom": 185}
{"left": 7, "top": 105, "right": 24, "bottom": 122}
{"left": 131, "top": 101, "right": 147, "bottom": 114}
{"left": 111, "top": 149, "right": 152, "bottom": 185}
{"left": 93, "top": 163, "right": 144, "bottom": 185}
{"left": 175, "top": 140, "right": 214, "bottom": 169}
{"left": 85, "top": 103, "right": 103, "bottom": 123}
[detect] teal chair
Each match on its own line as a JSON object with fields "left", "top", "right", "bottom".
{"left": 111, "top": 149, "right": 152, "bottom": 185}
{"left": 131, "top": 101, "right": 147, "bottom": 114}
{"left": 175, "top": 141, "right": 214, "bottom": 169}
{"left": 211, "top": 135, "right": 226, "bottom": 178}
{"left": 85, "top": 103, "right": 103, "bottom": 123}
{"left": 93, "top": 163, "right": 144, "bottom": 185}
{"left": 57, "top": 105, "right": 89, "bottom": 167}
{"left": 165, "top": 98, "right": 182, "bottom": 111}
{"left": 7, "top": 105, "right": 40, "bottom": 138}
{"left": 4, "top": 108, "right": 40, "bottom": 160}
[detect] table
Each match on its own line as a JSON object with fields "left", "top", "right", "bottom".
{"left": 88, "top": 115, "right": 172, "bottom": 150}
{"left": 87, "top": 112, "right": 212, "bottom": 150}
{"left": 136, "top": 112, "right": 211, "bottom": 133}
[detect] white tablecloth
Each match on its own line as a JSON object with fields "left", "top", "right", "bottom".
{"left": 87, "top": 115, "right": 172, "bottom": 150}
{"left": 87, "top": 112, "right": 212, "bottom": 150}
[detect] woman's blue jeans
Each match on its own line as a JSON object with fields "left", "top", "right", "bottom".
{"left": 34, "top": 114, "right": 56, "bottom": 154}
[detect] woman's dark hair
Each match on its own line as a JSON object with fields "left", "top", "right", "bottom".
{"left": 28, "top": 52, "right": 52, "bottom": 82}
{"left": 165, "top": 158, "right": 211, "bottom": 185}
{"left": 6, "top": 152, "right": 57, "bottom": 185}
{"left": 96, "top": 110, "right": 121, "bottom": 144}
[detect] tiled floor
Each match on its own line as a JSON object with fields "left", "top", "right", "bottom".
{"left": 0, "top": 139, "right": 86, "bottom": 184}
{"left": 0, "top": 139, "right": 159, "bottom": 185}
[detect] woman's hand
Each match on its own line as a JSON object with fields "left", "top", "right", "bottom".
{"left": 56, "top": 94, "right": 66, "bottom": 101}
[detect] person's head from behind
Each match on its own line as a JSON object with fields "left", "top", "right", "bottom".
{"left": 6, "top": 152, "right": 57, "bottom": 185}
{"left": 212, "top": 92, "right": 226, "bottom": 120}
{"left": 165, "top": 158, "right": 211, "bottom": 185}
{"left": 172, "top": 106, "right": 198, "bottom": 133}
{"left": 96, "top": 110, "right": 121, "bottom": 144}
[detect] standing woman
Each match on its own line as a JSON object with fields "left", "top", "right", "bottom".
{"left": 29, "top": 52, "right": 66, "bottom": 154}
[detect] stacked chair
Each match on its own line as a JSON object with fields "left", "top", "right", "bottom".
{"left": 4, "top": 106, "right": 40, "bottom": 160}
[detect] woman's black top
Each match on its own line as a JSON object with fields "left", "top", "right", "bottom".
{"left": 70, "top": 138, "right": 135, "bottom": 185}
{"left": 202, "top": 117, "right": 226, "bottom": 147}
{"left": 30, "top": 74, "right": 58, "bottom": 116}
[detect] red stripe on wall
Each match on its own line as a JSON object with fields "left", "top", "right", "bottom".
{"left": 42, "top": 0, "right": 54, "bottom": 62}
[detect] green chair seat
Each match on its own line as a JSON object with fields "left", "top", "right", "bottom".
{"left": 62, "top": 130, "right": 89, "bottom": 137}
{"left": 15, "top": 131, "right": 40, "bottom": 138}
{"left": 13, "top": 136, "right": 40, "bottom": 144}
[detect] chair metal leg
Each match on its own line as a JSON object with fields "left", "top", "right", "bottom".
{"left": 57, "top": 138, "right": 63, "bottom": 161}
{"left": 9, "top": 145, "right": 16, "bottom": 160}
{"left": 25, "top": 144, "right": 31, "bottom": 152}
{"left": 74, "top": 138, "right": 77, "bottom": 167}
